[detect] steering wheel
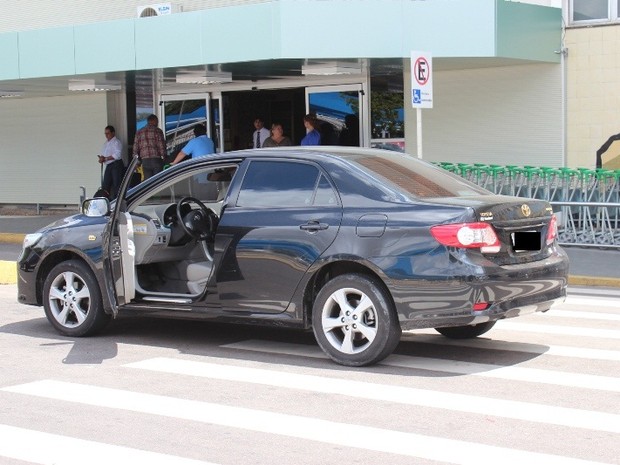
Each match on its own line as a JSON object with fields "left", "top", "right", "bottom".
{"left": 176, "top": 196, "right": 218, "bottom": 242}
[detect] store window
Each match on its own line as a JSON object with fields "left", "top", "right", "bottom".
{"left": 571, "top": 0, "right": 614, "bottom": 23}
{"left": 370, "top": 73, "right": 405, "bottom": 152}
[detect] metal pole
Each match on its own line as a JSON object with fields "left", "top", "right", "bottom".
{"left": 417, "top": 107, "right": 422, "bottom": 159}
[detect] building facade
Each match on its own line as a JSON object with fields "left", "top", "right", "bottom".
{"left": 0, "top": 0, "right": 563, "bottom": 205}
{"left": 563, "top": 0, "right": 620, "bottom": 169}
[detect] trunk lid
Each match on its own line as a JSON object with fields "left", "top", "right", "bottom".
{"left": 426, "top": 195, "right": 556, "bottom": 264}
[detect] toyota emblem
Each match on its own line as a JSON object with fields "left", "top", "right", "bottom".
{"left": 521, "top": 204, "right": 531, "bottom": 217}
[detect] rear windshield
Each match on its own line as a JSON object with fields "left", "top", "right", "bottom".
{"left": 342, "top": 151, "right": 490, "bottom": 198}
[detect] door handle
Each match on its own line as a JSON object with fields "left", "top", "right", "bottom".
{"left": 299, "top": 221, "right": 329, "bottom": 232}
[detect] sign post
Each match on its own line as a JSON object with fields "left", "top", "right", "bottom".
{"left": 411, "top": 51, "right": 433, "bottom": 159}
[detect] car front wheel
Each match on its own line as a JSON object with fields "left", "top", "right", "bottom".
{"left": 43, "top": 260, "right": 110, "bottom": 337}
{"left": 435, "top": 321, "right": 496, "bottom": 339}
{"left": 312, "top": 273, "right": 401, "bottom": 367}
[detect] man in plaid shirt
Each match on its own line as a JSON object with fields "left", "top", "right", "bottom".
{"left": 133, "top": 114, "right": 166, "bottom": 180}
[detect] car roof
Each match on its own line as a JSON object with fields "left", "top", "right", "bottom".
{"left": 181, "top": 146, "right": 420, "bottom": 168}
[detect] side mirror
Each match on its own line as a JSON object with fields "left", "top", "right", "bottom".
{"left": 82, "top": 198, "right": 111, "bottom": 217}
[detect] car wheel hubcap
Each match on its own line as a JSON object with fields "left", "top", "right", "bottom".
{"left": 321, "top": 287, "right": 377, "bottom": 354}
{"left": 48, "top": 271, "right": 90, "bottom": 328}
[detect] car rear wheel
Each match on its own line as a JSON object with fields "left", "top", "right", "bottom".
{"left": 43, "top": 260, "right": 110, "bottom": 337}
{"left": 312, "top": 273, "right": 401, "bottom": 367}
{"left": 435, "top": 321, "right": 496, "bottom": 339}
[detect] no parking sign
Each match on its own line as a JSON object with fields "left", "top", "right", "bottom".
{"left": 411, "top": 51, "right": 433, "bottom": 109}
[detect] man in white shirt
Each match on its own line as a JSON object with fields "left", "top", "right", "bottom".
{"left": 252, "top": 117, "right": 270, "bottom": 148}
{"left": 98, "top": 125, "right": 124, "bottom": 199}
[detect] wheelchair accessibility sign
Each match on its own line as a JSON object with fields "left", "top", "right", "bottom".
{"left": 411, "top": 51, "right": 433, "bottom": 109}
{"left": 413, "top": 89, "right": 422, "bottom": 104}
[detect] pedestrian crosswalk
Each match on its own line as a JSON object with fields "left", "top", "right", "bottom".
{"left": 1, "top": 292, "right": 618, "bottom": 465}
{"left": 0, "top": 424, "right": 216, "bottom": 465}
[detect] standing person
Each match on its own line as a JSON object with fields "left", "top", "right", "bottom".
{"left": 339, "top": 114, "right": 360, "bottom": 146}
{"left": 97, "top": 125, "right": 124, "bottom": 199}
{"left": 252, "top": 117, "right": 270, "bottom": 148}
{"left": 169, "top": 124, "right": 215, "bottom": 166}
{"left": 301, "top": 113, "right": 321, "bottom": 146}
{"left": 133, "top": 113, "right": 166, "bottom": 180}
{"left": 262, "top": 123, "right": 292, "bottom": 147}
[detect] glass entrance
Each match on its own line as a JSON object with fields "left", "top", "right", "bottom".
{"left": 161, "top": 94, "right": 221, "bottom": 161}
{"left": 306, "top": 85, "right": 364, "bottom": 146}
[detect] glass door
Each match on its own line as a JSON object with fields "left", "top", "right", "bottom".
{"left": 161, "top": 93, "right": 223, "bottom": 161}
{"left": 305, "top": 84, "right": 365, "bottom": 146}
{"left": 209, "top": 93, "right": 224, "bottom": 153}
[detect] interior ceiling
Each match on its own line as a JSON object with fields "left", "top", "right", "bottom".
{"left": 0, "top": 57, "right": 534, "bottom": 99}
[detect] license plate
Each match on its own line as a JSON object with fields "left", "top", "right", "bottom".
{"left": 511, "top": 231, "right": 541, "bottom": 252}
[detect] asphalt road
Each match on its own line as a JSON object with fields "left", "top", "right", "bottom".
{"left": 0, "top": 243, "right": 21, "bottom": 261}
{"left": 0, "top": 283, "right": 618, "bottom": 465}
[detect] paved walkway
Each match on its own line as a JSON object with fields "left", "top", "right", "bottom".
{"left": 1, "top": 213, "right": 620, "bottom": 288}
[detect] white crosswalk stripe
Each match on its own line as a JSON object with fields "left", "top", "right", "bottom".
{"left": 1, "top": 380, "right": 612, "bottom": 465}
{"left": 223, "top": 339, "right": 620, "bottom": 392}
{"left": 495, "top": 321, "right": 620, "bottom": 339}
{"left": 403, "top": 334, "right": 620, "bottom": 361}
{"left": 533, "top": 309, "right": 620, "bottom": 321}
{"left": 125, "top": 357, "right": 620, "bottom": 433}
{"left": 0, "top": 292, "right": 618, "bottom": 465}
{"left": 0, "top": 425, "right": 218, "bottom": 465}
{"left": 564, "top": 296, "right": 620, "bottom": 309}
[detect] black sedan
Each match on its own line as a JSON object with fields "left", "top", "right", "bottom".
{"left": 17, "top": 147, "right": 569, "bottom": 366}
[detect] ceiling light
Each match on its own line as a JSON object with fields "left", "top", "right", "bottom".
{"left": 301, "top": 61, "right": 362, "bottom": 76}
{"left": 68, "top": 79, "right": 121, "bottom": 92}
{"left": 176, "top": 71, "right": 232, "bottom": 84}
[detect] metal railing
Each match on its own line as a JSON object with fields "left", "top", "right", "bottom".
{"left": 552, "top": 201, "right": 620, "bottom": 248}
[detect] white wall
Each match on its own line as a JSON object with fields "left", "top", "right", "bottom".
{"left": 405, "top": 63, "right": 564, "bottom": 167}
{"left": 0, "top": 93, "right": 109, "bottom": 205}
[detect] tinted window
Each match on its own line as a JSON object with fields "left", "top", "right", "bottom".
{"left": 314, "top": 174, "right": 338, "bottom": 206}
{"left": 332, "top": 150, "right": 490, "bottom": 198}
{"left": 237, "top": 161, "right": 327, "bottom": 207}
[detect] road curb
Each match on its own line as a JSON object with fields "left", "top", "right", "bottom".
{"left": 568, "top": 275, "right": 620, "bottom": 288}
{"left": 0, "top": 260, "right": 16, "bottom": 285}
{"left": 0, "top": 233, "right": 25, "bottom": 245}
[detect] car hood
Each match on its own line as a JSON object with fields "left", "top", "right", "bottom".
{"left": 37, "top": 213, "right": 108, "bottom": 235}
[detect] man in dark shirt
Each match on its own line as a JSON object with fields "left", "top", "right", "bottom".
{"left": 133, "top": 114, "right": 166, "bottom": 180}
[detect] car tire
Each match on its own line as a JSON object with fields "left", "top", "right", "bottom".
{"left": 435, "top": 321, "right": 496, "bottom": 339}
{"left": 312, "top": 273, "right": 401, "bottom": 367}
{"left": 43, "top": 260, "right": 110, "bottom": 337}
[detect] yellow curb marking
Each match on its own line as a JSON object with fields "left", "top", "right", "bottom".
{"left": 0, "top": 233, "right": 25, "bottom": 245}
{"left": 0, "top": 260, "right": 17, "bottom": 285}
{"left": 568, "top": 275, "right": 620, "bottom": 288}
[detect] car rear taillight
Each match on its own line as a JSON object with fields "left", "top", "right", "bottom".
{"left": 430, "top": 222, "right": 501, "bottom": 253}
{"left": 546, "top": 214, "right": 558, "bottom": 245}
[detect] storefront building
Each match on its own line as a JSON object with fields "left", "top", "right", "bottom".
{"left": 0, "top": 0, "right": 562, "bottom": 205}
{"left": 563, "top": 0, "right": 620, "bottom": 169}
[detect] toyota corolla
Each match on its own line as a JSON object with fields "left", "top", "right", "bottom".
{"left": 17, "top": 147, "right": 569, "bottom": 366}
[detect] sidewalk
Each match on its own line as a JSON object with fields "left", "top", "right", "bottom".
{"left": 1, "top": 212, "right": 620, "bottom": 287}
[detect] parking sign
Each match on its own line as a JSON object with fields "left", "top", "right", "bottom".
{"left": 411, "top": 51, "right": 433, "bottom": 109}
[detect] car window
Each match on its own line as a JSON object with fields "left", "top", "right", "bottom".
{"left": 313, "top": 174, "right": 338, "bottom": 206}
{"left": 330, "top": 149, "right": 490, "bottom": 198}
{"left": 237, "top": 161, "right": 336, "bottom": 208}
{"left": 353, "top": 155, "right": 488, "bottom": 198}
{"left": 136, "top": 165, "right": 237, "bottom": 207}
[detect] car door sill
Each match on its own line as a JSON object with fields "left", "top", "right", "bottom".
{"left": 142, "top": 296, "right": 193, "bottom": 304}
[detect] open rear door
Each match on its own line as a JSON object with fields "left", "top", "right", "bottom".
{"left": 102, "top": 155, "right": 140, "bottom": 316}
